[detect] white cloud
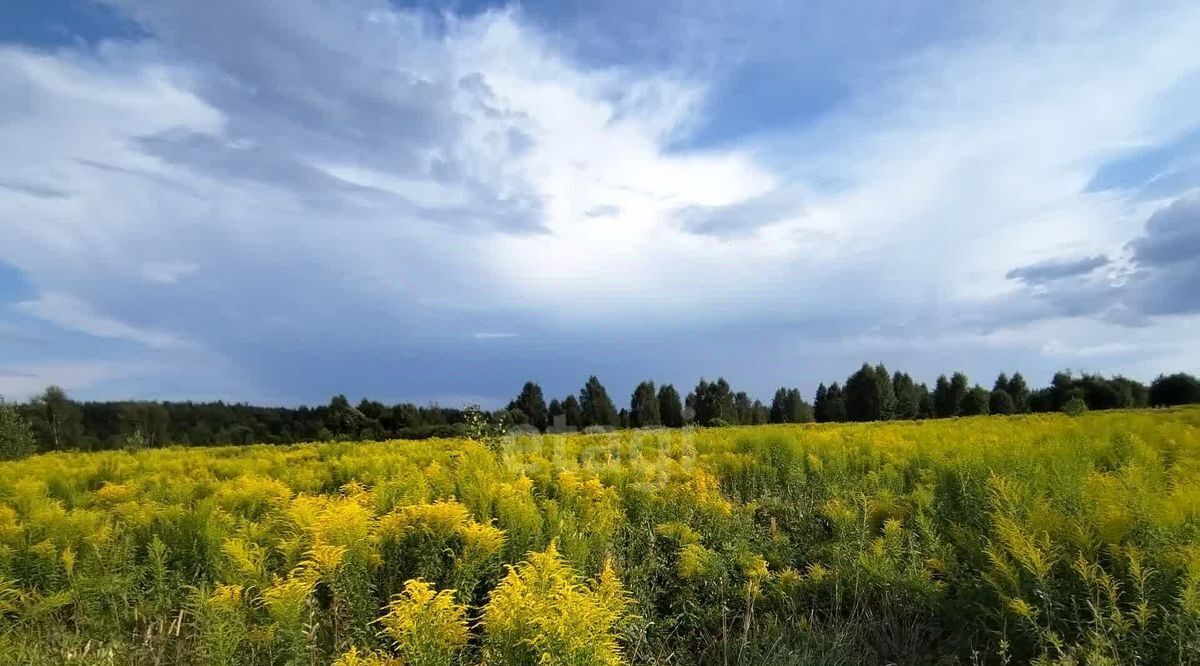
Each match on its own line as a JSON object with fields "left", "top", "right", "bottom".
{"left": 1, "top": 0, "right": 1198, "bottom": 402}
{"left": 470, "top": 2, "right": 1200, "bottom": 332}
{"left": 1041, "top": 339, "right": 1138, "bottom": 358}
{"left": 0, "top": 362, "right": 121, "bottom": 400}
{"left": 141, "top": 260, "right": 198, "bottom": 284}
{"left": 15, "top": 292, "right": 191, "bottom": 350}
{"left": 314, "top": 162, "right": 472, "bottom": 209}
{"left": 473, "top": 332, "right": 516, "bottom": 340}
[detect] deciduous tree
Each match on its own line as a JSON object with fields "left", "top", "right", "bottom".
{"left": 989, "top": 388, "right": 1015, "bottom": 415}
{"left": 1149, "top": 373, "right": 1200, "bottom": 406}
{"left": 31, "top": 385, "right": 82, "bottom": 450}
{"left": 960, "top": 386, "right": 991, "bottom": 416}
{"left": 0, "top": 398, "right": 35, "bottom": 460}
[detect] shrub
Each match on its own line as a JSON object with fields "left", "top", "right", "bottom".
{"left": 262, "top": 572, "right": 316, "bottom": 665}
{"left": 1062, "top": 396, "right": 1088, "bottom": 416}
{"left": 331, "top": 646, "right": 390, "bottom": 666}
{"left": 377, "top": 501, "right": 505, "bottom": 599}
{"left": 195, "top": 585, "right": 248, "bottom": 666}
{"left": 378, "top": 579, "right": 468, "bottom": 666}
{"left": 482, "top": 542, "right": 630, "bottom": 665}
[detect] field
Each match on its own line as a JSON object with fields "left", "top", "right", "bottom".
{"left": 1, "top": 409, "right": 1199, "bottom": 665}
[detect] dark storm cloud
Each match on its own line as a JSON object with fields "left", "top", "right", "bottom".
{"left": 1005, "top": 254, "right": 1110, "bottom": 284}
{"left": 1123, "top": 197, "right": 1200, "bottom": 317}
{"left": 105, "top": 0, "right": 546, "bottom": 233}
{"left": 1127, "top": 197, "right": 1200, "bottom": 268}
{"left": 5, "top": 0, "right": 1200, "bottom": 404}
{"left": 1003, "top": 196, "right": 1200, "bottom": 324}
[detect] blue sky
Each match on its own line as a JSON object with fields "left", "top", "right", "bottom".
{"left": 1, "top": 0, "right": 1199, "bottom": 407}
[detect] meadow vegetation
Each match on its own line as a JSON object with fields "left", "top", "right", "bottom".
{"left": 1, "top": 407, "right": 1199, "bottom": 664}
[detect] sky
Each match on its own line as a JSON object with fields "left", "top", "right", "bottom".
{"left": 1, "top": 0, "right": 1199, "bottom": 407}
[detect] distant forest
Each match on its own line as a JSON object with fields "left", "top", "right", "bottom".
{"left": 2, "top": 367, "right": 1200, "bottom": 456}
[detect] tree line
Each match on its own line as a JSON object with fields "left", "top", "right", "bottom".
{"left": 2, "top": 368, "right": 1199, "bottom": 458}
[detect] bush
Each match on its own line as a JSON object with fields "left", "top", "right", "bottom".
{"left": 379, "top": 579, "right": 468, "bottom": 666}
{"left": 482, "top": 542, "right": 629, "bottom": 666}
{"left": 1062, "top": 396, "right": 1088, "bottom": 416}
{"left": 196, "top": 585, "right": 249, "bottom": 666}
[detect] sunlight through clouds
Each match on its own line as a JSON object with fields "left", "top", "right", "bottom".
{"left": 0, "top": 0, "right": 1198, "bottom": 402}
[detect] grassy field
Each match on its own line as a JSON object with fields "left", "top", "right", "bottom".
{"left": 1, "top": 408, "right": 1199, "bottom": 665}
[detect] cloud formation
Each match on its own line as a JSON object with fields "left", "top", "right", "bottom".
{"left": 1123, "top": 196, "right": 1200, "bottom": 317}
{"left": 1128, "top": 197, "right": 1200, "bottom": 269}
{"left": 1006, "top": 255, "right": 1110, "bottom": 285}
{"left": 1, "top": 0, "right": 1199, "bottom": 404}
{"left": 998, "top": 195, "right": 1200, "bottom": 327}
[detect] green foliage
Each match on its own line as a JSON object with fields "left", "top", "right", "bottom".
{"left": 934, "top": 372, "right": 971, "bottom": 417}
{"left": 482, "top": 542, "right": 629, "bottom": 666}
{"left": 29, "top": 386, "right": 82, "bottom": 451}
{"left": 1150, "top": 372, "right": 1200, "bottom": 406}
{"left": 5, "top": 368, "right": 1182, "bottom": 454}
{"left": 1039, "top": 370, "right": 1150, "bottom": 413}
{"left": 657, "top": 384, "right": 684, "bottom": 428}
{"left": 562, "top": 395, "right": 583, "bottom": 430}
{"left": 630, "top": 381, "right": 661, "bottom": 428}
{"left": 770, "top": 387, "right": 813, "bottom": 424}
{"left": 0, "top": 408, "right": 1199, "bottom": 663}
{"left": 1007, "top": 371, "right": 1031, "bottom": 412}
{"left": 262, "top": 571, "right": 317, "bottom": 665}
{"left": 990, "top": 388, "right": 1015, "bottom": 415}
{"left": 814, "top": 381, "right": 847, "bottom": 422}
{"left": 687, "top": 378, "right": 737, "bottom": 425}
{"left": 892, "top": 372, "right": 920, "bottom": 420}
{"left": 844, "top": 364, "right": 897, "bottom": 421}
{"left": 328, "top": 394, "right": 369, "bottom": 438}
{"left": 960, "top": 386, "right": 991, "bottom": 416}
{"left": 1062, "top": 396, "right": 1089, "bottom": 416}
{"left": 379, "top": 579, "right": 468, "bottom": 666}
{"left": 579, "top": 376, "right": 620, "bottom": 428}
{"left": 196, "top": 585, "right": 249, "bottom": 666}
{"left": 461, "top": 404, "right": 506, "bottom": 444}
{"left": 917, "top": 385, "right": 935, "bottom": 419}
{"left": 509, "top": 382, "right": 549, "bottom": 432}
{"left": 0, "top": 399, "right": 36, "bottom": 460}
{"left": 118, "top": 402, "right": 171, "bottom": 448}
